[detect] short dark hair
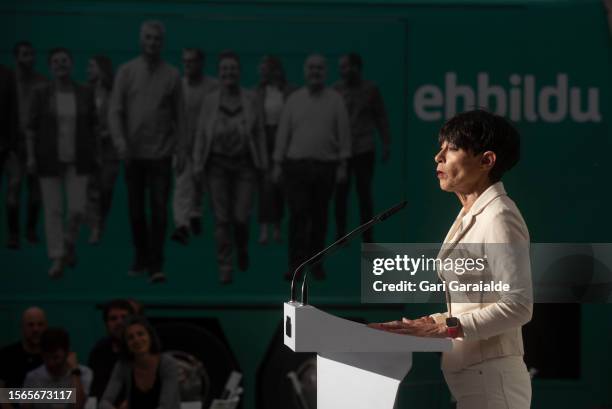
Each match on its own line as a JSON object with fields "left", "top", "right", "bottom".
{"left": 183, "top": 48, "right": 205, "bottom": 62}
{"left": 345, "top": 52, "right": 363, "bottom": 70}
{"left": 102, "top": 299, "right": 135, "bottom": 323}
{"left": 218, "top": 50, "right": 240, "bottom": 67}
{"left": 13, "top": 41, "right": 33, "bottom": 57}
{"left": 41, "top": 327, "right": 70, "bottom": 353}
{"left": 438, "top": 109, "right": 520, "bottom": 183}
{"left": 119, "top": 316, "right": 161, "bottom": 361}
{"left": 47, "top": 47, "right": 73, "bottom": 64}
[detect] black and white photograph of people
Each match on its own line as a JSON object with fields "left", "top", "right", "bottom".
{"left": 4, "top": 25, "right": 399, "bottom": 287}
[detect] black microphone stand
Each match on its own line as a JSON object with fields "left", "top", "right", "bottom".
{"left": 288, "top": 200, "right": 408, "bottom": 305}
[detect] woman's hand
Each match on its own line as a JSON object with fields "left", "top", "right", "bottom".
{"left": 368, "top": 316, "right": 448, "bottom": 338}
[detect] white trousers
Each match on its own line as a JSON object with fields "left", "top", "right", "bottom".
{"left": 444, "top": 356, "right": 531, "bottom": 409}
{"left": 39, "top": 165, "right": 88, "bottom": 259}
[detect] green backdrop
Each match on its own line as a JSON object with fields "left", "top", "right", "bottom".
{"left": 1, "top": 0, "right": 611, "bottom": 408}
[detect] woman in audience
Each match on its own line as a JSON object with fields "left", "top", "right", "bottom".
{"left": 100, "top": 315, "right": 180, "bottom": 409}
{"left": 26, "top": 47, "right": 97, "bottom": 278}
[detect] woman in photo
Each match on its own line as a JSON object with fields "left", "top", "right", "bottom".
{"left": 193, "top": 50, "right": 267, "bottom": 284}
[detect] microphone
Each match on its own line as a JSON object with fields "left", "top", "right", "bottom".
{"left": 377, "top": 200, "right": 408, "bottom": 221}
{"left": 288, "top": 200, "right": 408, "bottom": 304}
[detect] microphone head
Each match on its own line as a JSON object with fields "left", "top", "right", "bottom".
{"left": 379, "top": 200, "right": 408, "bottom": 221}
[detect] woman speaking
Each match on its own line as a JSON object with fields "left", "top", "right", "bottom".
{"left": 371, "top": 109, "right": 533, "bottom": 409}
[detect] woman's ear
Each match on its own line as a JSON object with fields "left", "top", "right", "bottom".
{"left": 481, "top": 151, "right": 496, "bottom": 170}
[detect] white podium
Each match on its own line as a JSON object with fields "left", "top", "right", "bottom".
{"left": 284, "top": 302, "right": 452, "bottom": 409}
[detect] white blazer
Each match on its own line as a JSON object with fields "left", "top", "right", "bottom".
{"left": 432, "top": 181, "right": 533, "bottom": 372}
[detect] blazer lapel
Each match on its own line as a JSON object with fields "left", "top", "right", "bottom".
{"left": 438, "top": 212, "right": 475, "bottom": 261}
{"left": 437, "top": 182, "right": 507, "bottom": 261}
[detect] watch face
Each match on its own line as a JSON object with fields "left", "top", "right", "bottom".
{"left": 446, "top": 317, "right": 459, "bottom": 327}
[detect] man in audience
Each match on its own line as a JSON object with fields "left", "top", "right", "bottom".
{"left": 88, "top": 299, "right": 134, "bottom": 402}
{"left": 4, "top": 41, "right": 46, "bottom": 248}
{"left": 171, "top": 47, "right": 219, "bottom": 245}
{"left": 22, "top": 327, "right": 92, "bottom": 409}
{"left": 109, "top": 21, "right": 187, "bottom": 283}
{"left": 273, "top": 53, "right": 351, "bottom": 280}
{"left": 0, "top": 306, "right": 47, "bottom": 390}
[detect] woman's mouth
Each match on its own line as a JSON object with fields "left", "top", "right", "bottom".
{"left": 436, "top": 170, "right": 446, "bottom": 178}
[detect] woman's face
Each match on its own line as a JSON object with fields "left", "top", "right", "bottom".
{"left": 125, "top": 323, "right": 151, "bottom": 356}
{"left": 49, "top": 52, "right": 73, "bottom": 81}
{"left": 87, "top": 59, "right": 100, "bottom": 83}
{"left": 219, "top": 58, "right": 240, "bottom": 89}
{"left": 434, "top": 141, "right": 487, "bottom": 193}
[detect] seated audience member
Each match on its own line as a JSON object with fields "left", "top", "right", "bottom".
{"left": 88, "top": 299, "right": 135, "bottom": 401}
{"left": 100, "top": 316, "right": 180, "bottom": 409}
{"left": 22, "top": 327, "right": 93, "bottom": 409}
{"left": 0, "top": 306, "right": 47, "bottom": 389}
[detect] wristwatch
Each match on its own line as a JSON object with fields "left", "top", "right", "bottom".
{"left": 70, "top": 368, "right": 82, "bottom": 377}
{"left": 446, "top": 317, "right": 460, "bottom": 338}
